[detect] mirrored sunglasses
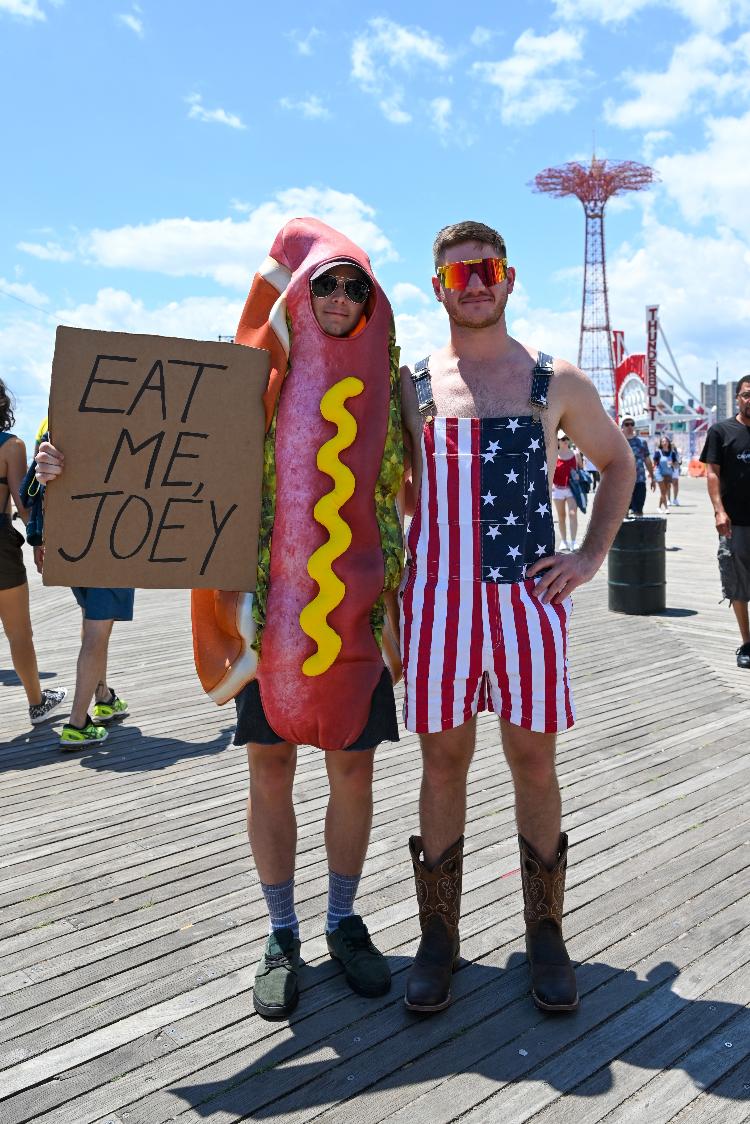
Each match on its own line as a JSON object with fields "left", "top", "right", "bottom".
{"left": 310, "top": 273, "right": 371, "bottom": 304}
{"left": 437, "top": 256, "right": 507, "bottom": 291}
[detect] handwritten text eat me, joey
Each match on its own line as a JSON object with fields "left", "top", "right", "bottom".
{"left": 59, "top": 352, "right": 238, "bottom": 574}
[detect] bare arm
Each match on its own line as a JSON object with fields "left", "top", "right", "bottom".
{"left": 5, "top": 438, "right": 30, "bottom": 525}
{"left": 528, "top": 364, "right": 635, "bottom": 603}
{"left": 400, "top": 365, "right": 421, "bottom": 520}
{"left": 706, "top": 463, "right": 730, "bottom": 536}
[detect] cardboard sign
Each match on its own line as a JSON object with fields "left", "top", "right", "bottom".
{"left": 43, "top": 327, "right": 269, "bottom": 591}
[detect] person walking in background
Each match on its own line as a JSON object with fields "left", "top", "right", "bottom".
{"left": 583, "top": 452, "right": 600, "bottom": 492}
{"left": 700, "top": 375, "right": 750, "bottom": 669}
{"left": 33, "top": 441, "right": 132, "bottom": 749}
{"left": 653, "top": 435, "right": 679, "bottom": 514}
{"left": 552, "top": 435, "right": 582, "bottom": 550}
{"left": 621, "top": 418, "right": 655, "bottom": 516}
{"left": 670, "top": 443, "right": 682, "bottom": 506}
{"left": 0, "top": 380, "right": 67, "bottom": 726}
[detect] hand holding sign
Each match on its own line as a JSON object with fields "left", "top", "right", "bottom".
{"left": 43, "top": 327, "right": 269, "bottom": 591}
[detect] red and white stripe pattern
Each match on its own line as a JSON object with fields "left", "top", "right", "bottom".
{"left": 401, "top": 417, "right": 575, "bottom": 734}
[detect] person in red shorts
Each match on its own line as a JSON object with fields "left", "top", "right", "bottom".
{"left": 552, "top": 434, "right": 582, "bottom": 551}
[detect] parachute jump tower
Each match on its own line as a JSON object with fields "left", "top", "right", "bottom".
{"left": 532, "top": 156, "right": 655, "bottom": 404}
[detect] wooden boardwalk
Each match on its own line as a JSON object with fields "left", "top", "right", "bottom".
{"left": 1, "top": 477, "right": 748, "bottom": 1124}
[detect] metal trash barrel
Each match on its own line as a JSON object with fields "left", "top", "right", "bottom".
{"left": 608, "top": 516, "right": 666, "bottom": 614}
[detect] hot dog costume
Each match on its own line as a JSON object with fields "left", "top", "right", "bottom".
{"left": 191, "top": 218, "right": 403, "bottom": 751}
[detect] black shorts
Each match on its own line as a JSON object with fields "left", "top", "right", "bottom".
{"left": 0, "top": 522, "right": 27, "bottom": 591}
{"left": 233, "top": 667, "right": 399, "bottom": 751}
{"left": 718, "top": 529, "right": 750, "bottom": 603}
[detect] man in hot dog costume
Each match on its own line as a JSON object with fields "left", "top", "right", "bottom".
{"left": 192, "top": 218, "right": 403, "bottom": 1019}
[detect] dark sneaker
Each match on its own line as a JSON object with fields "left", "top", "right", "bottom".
{"left": 92, "top": 688, "right": 129, "bottom": 723}
{"left": 326, "top": 915, "right": 391, "bottom": 997}
{"left": 253, "top": 928, "right": 301, "bottom": 1020}
{"left": 59, "top": 716, "right": 108, "bottom": 751}
{"left": 736, "top": 642, "right": 750, "bottom": 669}
{"left": 29, "top": 687, "right": 68, "bottom": 725}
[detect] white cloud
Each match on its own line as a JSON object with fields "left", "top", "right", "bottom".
{"left": 642, "top": 130, "right": 672, "bottom": 161}
{"left": 508, "top": 307, "right": 582, "bottom": 368}
{"left": 0, "top": 289, "right": 245, "bottom": 445}
{"left": 279, "top": 95, "right": 331, "bottom": 120}
{"left": 351, "top": 18, "right": 451, "bottom": 124}
{"left": 392, "top": 282, "right": 430, "bottom": 306}
{"left": 430, "top": 96, "right": 452, "bottom": 137}
{"left": 186, "top": 93, "right": 245, "bottom": 130}
{"left": 117, "top": 7, "right": 144, "bottom": 37}
{"left": 377, "top": 95, "right": 411, "bottom": 126}
{"left": 552, "top": 0, "right": 749, "bottom": 33}
{"left": 394, "top": 307, "right": 448, "bottom": 368}
{"left": 472, "top": 28, "right": 584, "bottom": 125}
{"left": 17, "top": 240, "right": 73, "bottom": 262}
{"left": 56, "top": 288, "right": 243, "bottom": 340}
{"left": 0, "top": 0, "right": 46, "bottom": 20}
{"left": 605, "top": 34, "right": 749, "bottom": 129}
{"left": 0, "top": 277, "right": 49, "bottom": 306}
{"left": 21, "top": 188, "right": 397, "bottom": 288}
{"left": 470, "top": 26, "right": 495, "bottom": 47}
{"left": 0, "top": 307, "right": 58, "bottom": 445}
{"left": 655, "top": 109, "right": 750, "bottom": 237}
{"left": 287, "top": 27, "right": 321, "bottom": 56}
{"left": 605, "top": 217, "right": 750, "bottom": 385}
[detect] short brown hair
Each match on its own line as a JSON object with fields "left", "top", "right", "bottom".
{"left": 433, "top": 221, "right": 507, "bottom": 268}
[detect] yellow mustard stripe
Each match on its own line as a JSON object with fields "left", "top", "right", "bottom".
{"left": 299, "top": 376, "right": 364, "bottom": 677}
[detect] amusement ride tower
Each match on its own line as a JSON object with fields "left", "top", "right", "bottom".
{"left": 533, "top": 156, "right": 655, "bottom": 404}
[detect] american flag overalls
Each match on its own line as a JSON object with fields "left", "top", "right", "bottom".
{"left": 400, "top": 352, "right": 575, "bottom": 735}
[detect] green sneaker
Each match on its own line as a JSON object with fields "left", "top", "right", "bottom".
{"left": 92, "top": 689, "right": 129, "bottom": 724}
{"left": 252, "top": 928, "right": 301, "bottom": 1020}
{"left": 326, "top": 915, "right": 391, "bottom": 997}
{"left": 59, "top": 715, "right": 108, "bottom": 751}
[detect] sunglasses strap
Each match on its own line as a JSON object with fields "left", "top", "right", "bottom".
{"left": 411, "top": 357, "right": 437, "bottom": 421}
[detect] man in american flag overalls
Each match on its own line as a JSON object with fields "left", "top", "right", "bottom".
{"left": 400, "top": 221, "right": 635, "bottom": 1014}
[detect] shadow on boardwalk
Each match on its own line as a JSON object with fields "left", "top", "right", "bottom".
{"left": 2, "top": 723, "right": 235, "bottom": 774}
{"left": 169, "top": 954, "right": 750, "bottom": 1119}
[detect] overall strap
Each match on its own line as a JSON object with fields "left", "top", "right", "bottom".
{"left": 411, "top": 357, "right": 437, "bottom": 421}
{"left": 530, "top": 351, "right": 554, "bottom": 419}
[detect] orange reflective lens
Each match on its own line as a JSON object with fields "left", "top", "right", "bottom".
{"left": 437, "top": 257, "right": 507, "bottom": 290}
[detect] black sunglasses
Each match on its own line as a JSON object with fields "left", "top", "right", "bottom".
{"left": 310, "top": 273, "right": 370, "bottom": 304}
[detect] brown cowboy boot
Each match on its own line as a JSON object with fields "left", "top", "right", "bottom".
{"left": 404, "top": 835, "right": 463, "bottom": 1013}
{"left": 519, "top": 832, "right": 579, "bottom": 1012}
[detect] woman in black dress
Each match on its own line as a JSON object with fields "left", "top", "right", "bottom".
{"left": 0, "top": 379, "right": 66, "bottom": 726}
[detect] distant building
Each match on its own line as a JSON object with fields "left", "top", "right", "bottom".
{"left": 701, "top": 380, "right": 736, "bottom": 421}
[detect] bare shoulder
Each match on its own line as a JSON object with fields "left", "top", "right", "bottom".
{"left": 552, "top": 356, "right": 590, "bottom": 387}
{"left": 551, "top": 358, "right": 603, "bottom": 410}
{"left": 400, "top": 362, "right": 417, "bottom": 408}
{"left": 1, "top": 434, "right": 26, "bottom": 460}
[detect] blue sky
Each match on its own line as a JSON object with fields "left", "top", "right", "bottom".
{"left": 2, "top": 0, "right": 749, "bottom": 445}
